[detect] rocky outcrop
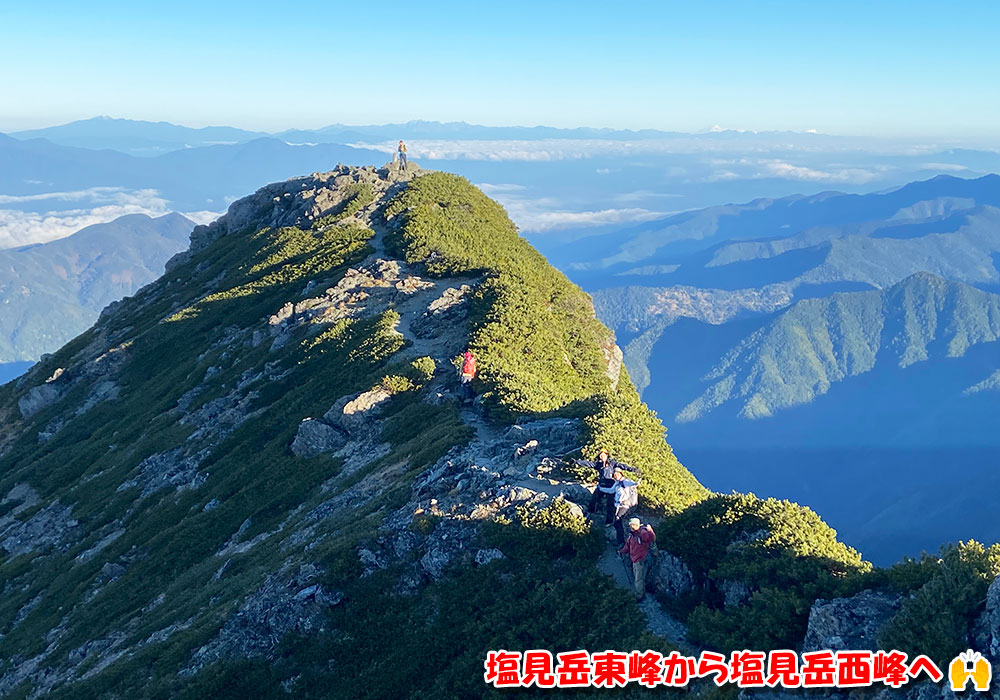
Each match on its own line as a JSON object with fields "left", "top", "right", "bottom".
{"left": 117, "top": 448, "right": 210, "bottom": 497}
{"left": 18, "top": 382, "right": 62, "bottom": 418}
{"left": 601, "top": 337, "right": 625, "bottom": 390}
{"left": 168, "top": 163, "right": 421, "bottom": 271}
{"left": 0, "top": 485, "right": 79, "bottom": 556}
{"left": 291, "top": 418, "right": 348, "bottom": 458}
{"left": 184, "top": 564, "right": 343, "bottom": 675}
{"left": 655, "top": 553, "right": 694, "bottom": 598}
{"left": 802, "top": 589, "right": 902, "bottom": 652}
{"left": 327, "top": 388, "right": 393, "bottom": 435}
{"left": 412, "top": 284, "right": 473, "bottom": 338}
{"left": 503, "top": 419, "right": 580, "bottom": 459}
{"left": 975, "top": 574, "right": 1000, "bottom": 656}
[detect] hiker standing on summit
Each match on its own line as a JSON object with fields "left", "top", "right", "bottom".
{"left": 398, "top": 140, "right": 408, "bottom": 170}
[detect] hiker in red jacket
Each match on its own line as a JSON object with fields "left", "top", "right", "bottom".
{"left": 459, "top": 350, "right": 476, "bottom": 402}
{"left": 619, "top": 517, "right": 656, "bottom": 601}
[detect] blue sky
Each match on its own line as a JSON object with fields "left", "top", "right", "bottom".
{"left": 2, "top": 1, "right": 998, "bottom": 137}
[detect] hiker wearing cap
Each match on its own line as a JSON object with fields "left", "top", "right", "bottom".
{"left": 398, "top": 141, "right": 408, "bottom": 170}
{"left": 575, "top": 450, "right": 637, "bottom": 525}
{"left": 619, "top": 518, "right": 656, "bottom": 601}
{"left": 609, "top": 469, "right": 640, "bottom": 547}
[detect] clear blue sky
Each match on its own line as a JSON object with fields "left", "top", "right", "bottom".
{"left": 2, "top": 0, "right": 998, "bottom": 137}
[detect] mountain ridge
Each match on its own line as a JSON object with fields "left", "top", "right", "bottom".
{"left": 0, "top": 164, "right": 996, "bottom": 698}
{"left": 676, "top": 272, "right": 1000, "bottom": 422}
{"left": 0, "top": 163, "right": 712, "bottom": 696}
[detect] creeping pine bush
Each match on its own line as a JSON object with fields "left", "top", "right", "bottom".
{"left": 879, "top": 540, "right": 1000, "bottom": 663}
{"left": 386, "top": 172, "right": 708, "bottom": 512}
{"left": 659, "top": 493, "right": 871, "bottom": 652}
{"left": 385, "top": 172, "right": 611, "bottom": 419}
{"left": 583, "top": 372, "right": 708, "bottom": 513}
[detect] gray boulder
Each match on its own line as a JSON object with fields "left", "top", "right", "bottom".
{"left": 324, "top": 388, "right": 392, "bottom": 435}
{"left": 18, "top": 382, "right": 62, "bottom": 418}
{"left": 802, "top": 589, "right": 902, "bottom": 652}
{"left": 504, "top": 418, "right": 581, "bottom": 458}
{"left": 558, "top": 483, "right": 593, "bottom": 506}
{"left": 291, "top": 418, "right": 347, "bottom": 458}
{"left": 475, "top": 548, "right": 505, "bottom": 566}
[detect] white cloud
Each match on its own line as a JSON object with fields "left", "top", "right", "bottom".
{"left": 0, "top": 187, "right": 171, "bottom": 248}
{"left": 921, "top": 162, "right": 970, "bottom": 172}
{"left": 347, "top": 134, "right": 866, "bottom": 162}
{"left": 181, "top": 210, "right": 224, "bottom": 226}
{"left": 522, "top": 208, "right": 666, "bottom": 231}
{"left": 703, "top": 159, "right": 882, "bottom": 184}
{"left": 477, "top": 183, "right": 527, "bottom": 194}
{"left": 479, "top": 182, "right": 670, "bottom": 232}
{"left": 615, "top": 190, "right": 685, "bottom": 203}
{"left": 0, "top": 187, "right": 166, "bottom": 206}
{"left": 757, "top": 160, "right": 880, "bottom": 184}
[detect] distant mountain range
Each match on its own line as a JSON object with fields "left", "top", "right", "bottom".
{"left": 584, "top": 174, "right": 1000, "bottom": 388}
{"left": 10, "top": 117, "right": 265, "bottom": 156}
{"left": 0, "top": 133, "right": 385, "bottom": 211}
{"left": 0, "top": 212, "right": 192, "bottom": 363}
{"left": 573, "top": 174, "right": 1000, "bottom": 562}
{"left": 6, "top": 119, "right": 1000, "bottom": 249}
{"left": 10, "top": 116, "right": 842, "bottom": 155}
{"left": 574, "top": 173, "right": 1000, "bottom": 287}
{"left": 659, "top": 272, "right": 1000, "bottom": 446}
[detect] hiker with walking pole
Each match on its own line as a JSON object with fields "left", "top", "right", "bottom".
{"left": 619, "top": 517, "right": 656, "bottom": 601}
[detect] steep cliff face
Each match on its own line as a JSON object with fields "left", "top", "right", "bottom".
{"left": 0, "top": 162, "right": 707, "bottom": 697}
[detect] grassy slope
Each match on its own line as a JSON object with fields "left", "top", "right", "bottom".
{"left": 386, "top": 172, "right": 708, "bottom": 513}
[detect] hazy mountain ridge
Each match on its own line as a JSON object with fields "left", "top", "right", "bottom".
{"left": 0, "top": 135, "right": 385, "bottom": 211}
{"left": 12, "top": 117, "right": 841, "bottom": 155}
{"left": 677, "top": 272, "right": 1000, "bottom": 422}
{"left": 0, "top": 212, "right": 193, "bottom": 362}
{"left": 576, "top": 174, "right": 1000, "bottom": 275}
{"left": 10, "top": 117, "right": 266, "bottom": 157}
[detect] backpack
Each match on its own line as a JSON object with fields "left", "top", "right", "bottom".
{"left": 619, "top": 483, "right": 638, "bottom": 509}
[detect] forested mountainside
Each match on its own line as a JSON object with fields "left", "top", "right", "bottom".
{"left": 675, "top": 272, "right": 1000, "bottom": 427}
{"left": 0, "top": 213, "right": 193, "bottom": 364}
{"left": 584, "top": 174, "right": 1000, "bottom": 392}
{"left": 0, "top": 165, "right": 997, "bottom": 698}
